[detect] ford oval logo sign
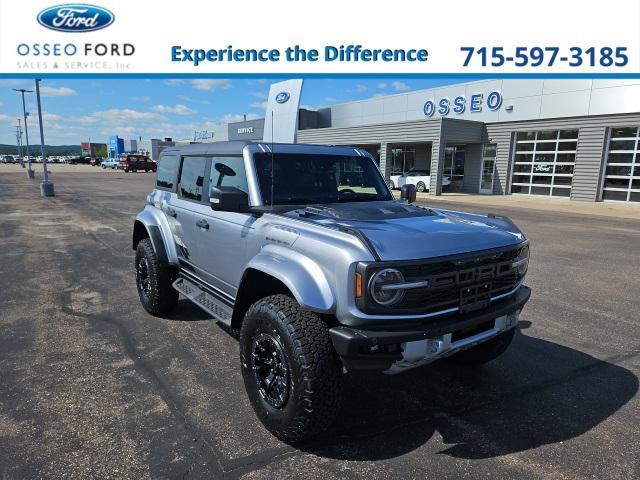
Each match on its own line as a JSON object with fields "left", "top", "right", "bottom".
{"left": 37, "top": 4, "right": 115, "bottom": 32}
{"left": 275, "top": 92, "right": 290, "bottom": 104}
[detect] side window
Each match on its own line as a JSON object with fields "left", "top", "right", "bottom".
{"left": 156, "top": 155, "right": 178, "bottom": 189}
{"left": 209, "top": 156, "right": 248, "bottom": 195}
{"left": 178, "top": 156, "right": 208, "bottom": 201}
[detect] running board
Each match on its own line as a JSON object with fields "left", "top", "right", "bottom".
{"left": 172, "top": 276, "right": 233, "bottom": 325}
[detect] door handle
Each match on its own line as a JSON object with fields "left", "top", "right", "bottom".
{"left": 165, "top": 207, "right": 177, "bottom": 217}
{"left": 196, "top": 219, "right": 210, "bottom": 230}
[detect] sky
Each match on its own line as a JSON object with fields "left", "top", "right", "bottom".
{"left": 0, "top": 77, "right": 466, "bottom": 146}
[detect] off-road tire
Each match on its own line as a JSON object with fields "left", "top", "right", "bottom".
{"left": 135, "top": 238, "right": 178, "bottom": 315}
{"left": 448, "top": 328, "right": 515, "bottom": 366}
{"left": 240, "top": 294, "right": 343, "bottom": 443}
{"left": 416, "top": 181, "right": 427, "bottom": 192}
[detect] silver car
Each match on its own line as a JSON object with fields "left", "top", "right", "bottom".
{"left": 132, "top": 141, "right": 531, "bottom": 443}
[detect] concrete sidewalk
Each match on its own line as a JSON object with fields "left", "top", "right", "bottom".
{"left": 398, "top": 192, "right": 640, "bottom": 220}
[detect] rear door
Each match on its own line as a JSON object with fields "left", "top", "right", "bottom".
{"left": 168, "top": 156, "right": 213, "bottom": 279}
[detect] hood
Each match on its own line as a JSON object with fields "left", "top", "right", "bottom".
{"left": 284, "top": 201, "right": 525, "bottom": 261}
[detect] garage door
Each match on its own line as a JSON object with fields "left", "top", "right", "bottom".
{"left": 511, "top": 129, "right": 578, "bottom": 197}
{"left": 602, "top": 126, "right": 640, "bottom": 202}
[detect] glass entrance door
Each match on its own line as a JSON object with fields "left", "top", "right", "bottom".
{"left": 480, "top": 144, "right": 496, "bottom": 194}
{"left": 443, "top": 146, "right": 466, "bottom": 192}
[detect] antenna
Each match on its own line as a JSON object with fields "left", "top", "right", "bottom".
{"left": 270, "top": 110, "right": 275, "bottom": 207}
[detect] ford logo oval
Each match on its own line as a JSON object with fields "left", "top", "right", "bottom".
{"left": 275, "top": 92, "right": 290, "bottom": 104}
{"left": 37, "top": 4, "right": 115, "bottom": 32}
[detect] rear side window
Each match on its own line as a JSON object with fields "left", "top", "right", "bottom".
{"left": 178, "top": 156, "right": 208, "bottom": 201}
{"left": 209, "top": 156, "right": 248, "bottom": 195}
{"left": 156, "top": 155, "right": 178, "bottom": 189}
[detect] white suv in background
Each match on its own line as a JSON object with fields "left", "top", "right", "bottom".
{"left": 392, "top": 170, "right": 451, "bottom": 192}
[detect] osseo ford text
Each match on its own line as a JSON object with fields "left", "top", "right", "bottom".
{"left": 16, "top": 43, "right": 135, "bottom": 57}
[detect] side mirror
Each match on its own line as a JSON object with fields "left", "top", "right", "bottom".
{"left": 210, "top": 186, "right": 249, "bottom": 212}
{"left": 401, "top": 184, "right": 417, "bottom": 204}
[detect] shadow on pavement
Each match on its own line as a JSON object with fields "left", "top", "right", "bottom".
{"left": 303, "top": 324, "right": 638, "bottom": 461}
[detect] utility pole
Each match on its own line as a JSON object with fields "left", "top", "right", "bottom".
{"left": 13, "top": 88, "right": 34, "bottom": 179}
{"left": 35, "top": 79, "right": 54, "bottom": 196}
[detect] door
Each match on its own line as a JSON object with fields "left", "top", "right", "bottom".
{"left": 168, "top": 156, "right": 211, "bottom": 276}
{"left": 169, "top": 155, "right": 253, "bottom": 298}
{"left": 195, "top": 155, "right": 254, "bottom": 297}
{"left": 479, "top": 143, "right": 497, "bottom": 194}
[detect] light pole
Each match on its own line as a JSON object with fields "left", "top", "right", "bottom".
{"left": 15, "top": 121, "right": 23, "bottom": 160}
{"left": 17, "top": 119, "right": 23, "bottom": 159}
{"left": 35, "top": 79, "right": 54, "bottom": 196}
{"left": 13, "top": 88, "right": 34, "bottom": 179}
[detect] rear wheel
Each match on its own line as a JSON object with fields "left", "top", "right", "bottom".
{"left": 448, "top": 328, "right": 515, "bottom": 365}
{"left": 389, "top": 180, "right": 395, "bottom": 189}
{"left": 416, "top": 181, "right": 427, "bottom": 192}
{"left": 135, "top": 238, "right": 178, "bottom": 315}
{"left": 240, "top": 294, "right": 343, "bottom": 443}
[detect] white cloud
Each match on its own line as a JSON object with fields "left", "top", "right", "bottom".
{"left": 80, "top": 108, "right": 163, "bottom": 124}
{"left": 40, "top": 86, "right": 77, "bottom": 97}
{"left": 249, "top": 101, "right": 267, "bottom": 110}
{"left": 165, "top": 79, "right": 185, "bottom": 86}
{"left": 42, "top": 112, "right": 62, "bottom": 121}
{"left": 324, "top": 97, "right": 339, "bottom": 103}
{"left": 192, "top": 79, "right": 232, "bottom": 91}
{"left": 391, "top": 81, "right": 410, "bottom": 92}
{"left": 220, "top": 113, "right": 259, "bottom": 124}
{"left": 377, "top": 82, "right": 387, "bottom": 89}
{"left": 130, "top": 96, "right": 151, "bottom": 102}
{"left": 151, "top": 104, "right": 195, "bottom": 115}
{"left": 250, "top": 91, "right": 268, "bottom": 99}
{"left": 355, "top": 84, "right": 368, "bottom": 92}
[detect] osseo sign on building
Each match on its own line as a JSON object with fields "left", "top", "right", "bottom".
{"left": 423, "top": 90, "right": 503, "bottom": 117}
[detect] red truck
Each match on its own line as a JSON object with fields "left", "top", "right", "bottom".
{"left": 118, "top": 154, "right": 157, "bottom": 173}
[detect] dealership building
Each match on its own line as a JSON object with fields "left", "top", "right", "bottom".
{"left": 229, "top": 79, "right": 640, "bottom": 203}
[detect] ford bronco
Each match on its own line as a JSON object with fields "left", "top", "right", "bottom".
{"left": 132, "top": 141, "right": 531, "bottom": 442}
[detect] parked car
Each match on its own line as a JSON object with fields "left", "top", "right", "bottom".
{"left": 394, "top": 169, "right": 451, "bottom": 192}
{"left": 101, "top": 158, "right": 120, "bottom": 169}
{"left": 90, "top": 157, "right": 103, "bottom": 167}
{"left": 0, "top": 155, "right": 15, "bottom": 164}
{"left": 132, "top": 142, "right": 531, "bottom": 443}
{"left": 118, "top": 154, "right": 156, "bottom": 173}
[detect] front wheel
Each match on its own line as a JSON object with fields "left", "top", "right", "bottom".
{"left": 135, "top": 238, "right": 178, "bottom": 315}
{"left": 416, "top": 181, "right": 427, "bottom": 193}
{"left": 240, "top": 295, "right": 343, "bottom": 443}
{"left": 448, "top": 328, "right": 515, "bottom": 366}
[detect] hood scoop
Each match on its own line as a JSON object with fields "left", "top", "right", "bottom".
{"left": 298, "top": 201, "right": 435, "bottom": 221}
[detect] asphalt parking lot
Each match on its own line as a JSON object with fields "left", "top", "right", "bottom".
{"left": 1, "top": 165, "right": 639, "bottom": 479}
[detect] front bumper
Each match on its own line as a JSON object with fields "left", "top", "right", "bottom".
{"left": 329, "top": 285, "right": 531, "bottom": 372}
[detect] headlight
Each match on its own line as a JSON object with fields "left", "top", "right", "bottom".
{"left": 513, "top": 245, "right": 529, "bottom": 276}
{"left": 369, "top": 268, "right": 405, "bottom": 305}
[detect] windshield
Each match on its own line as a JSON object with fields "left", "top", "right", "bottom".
{"left": 254, "top": 153, "right": 392, "bottom": 205}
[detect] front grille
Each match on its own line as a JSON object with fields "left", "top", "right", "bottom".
{"left": 361, "top": 246, "right": 524, "bottom": 315}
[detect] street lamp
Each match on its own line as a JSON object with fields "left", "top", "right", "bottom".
{"left": 35, "top": 79, "right": 54, "bottom": 197}
{"left": 12, "top": 88, "right": 34, "bottom": 179}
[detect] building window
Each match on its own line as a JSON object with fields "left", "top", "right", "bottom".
{"left": 390, "top": 147, "right": 416, "bottom": 176}
{"left": 602, "top": 126, "right": 640, "bottom": 202}
{"left": 511, "top": 129, "right": 578, "bottom": 197}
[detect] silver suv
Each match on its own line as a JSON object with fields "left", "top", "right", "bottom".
{"left": 132, "top": 141, "right": 531, "bottom": 443}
